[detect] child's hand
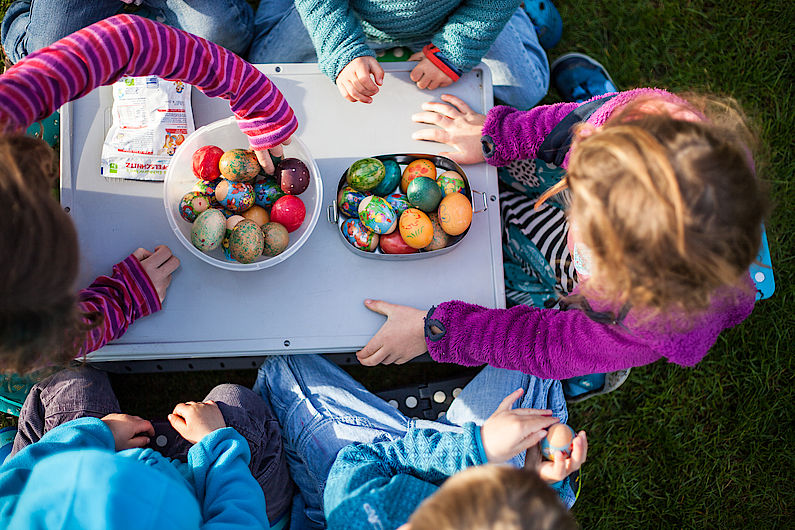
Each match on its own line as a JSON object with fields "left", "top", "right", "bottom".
{"left": 101, "top": 413, "right": 155, "bottom": 451}
{"left": 409, "top": 52, "right": 455, "bottom": 91}
{"left": 480, "top": 389, "right": 560, "bottom": 464}
{"left": 168, "top": 400, "right": 226, "bottom": 444}
{"left": 255, "top": 137, "right": 292, "bottom": 175}
{"left": 133, "top": 245, "right": 180, "bottom": 303}
{"left": 336, "top": 56, "right": 384, "bottom": 104}
{"left": 527, "top": 431, "right": 588, "bottom": 483}
{"left": 356, "top": 299, "right": 427, "bottom": 366}
{"left": 411, "top": 94, "right": 486, "bottom": 165}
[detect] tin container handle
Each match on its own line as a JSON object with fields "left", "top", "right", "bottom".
{"left": 471, "top": 189, "right": 488, "bottom": 213}
{"left": 327, "top": 201, "right": 339, "bottom": 224}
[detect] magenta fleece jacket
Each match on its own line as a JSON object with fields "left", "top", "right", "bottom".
{"left": 426, "top": 89, "right": 756, "bottom": 378}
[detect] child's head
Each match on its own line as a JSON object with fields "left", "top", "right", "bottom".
{"left": 564, "top": 95, "right": 766, "bottom": 313}
{"left": 0, "top": 134, "right": 87, "bottom": 373}
{"left": 407, "top": 465, "right": 577, "bottom": 530}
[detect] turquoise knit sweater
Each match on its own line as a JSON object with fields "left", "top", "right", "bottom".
{"left": 294, "top": 0, "right": 522, "bottom": 81}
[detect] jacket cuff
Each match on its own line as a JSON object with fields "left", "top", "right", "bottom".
{"left": 422, "top": 44, "right": 462, "bottom": 81}
{"left": 327, "top": 46, "right": 377, "bottom": 83}
{"left": 481, "top": 105, "right": 520, "bottom": 166}
{"left": 470, "top": 423, "right": 489, "bottom": 464}
{"left": 118, "top": 254, "right": 162, "bottom": 317}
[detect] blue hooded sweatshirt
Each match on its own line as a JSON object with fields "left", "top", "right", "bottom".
{"left": 0, "top": 417, "right": 269, "bottom": 530}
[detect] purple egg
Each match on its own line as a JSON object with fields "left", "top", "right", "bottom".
{"left": 276, "top": 158, "right": 310, "bottom": 195}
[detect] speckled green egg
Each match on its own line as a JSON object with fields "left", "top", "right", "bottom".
{"left": 372, "top": 159, "right": 401, "bottom": 196}
{"left": 191, "top": 209, "right": 226, "bottom": 252}
{"left": 229, "top": 219, "right": 265, "bottom": 263}
{"left": 423, "top": 212, "right": 451, "bottom": 251}
{"left": 406, "top": 176, "right": 442, "bottom": 212}
{"left": 346, "top": 158, "right": 385, "bottom": 192}
{"left": 261, "top": 222, "right": 290, "bottom": 257}
{"left": 219, "top": 149, "right": 260, "bottom": 183}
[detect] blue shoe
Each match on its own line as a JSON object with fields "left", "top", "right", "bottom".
{"left": 523, "top": 0, "right": 563, "bottom": 50}
{"left": 551, "top": 52, "right": 618, "bottom": 102}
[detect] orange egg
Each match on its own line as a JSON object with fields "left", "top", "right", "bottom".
{"left": 400, "top": 159, "right": 437, "bottom": 193}
{"left": 399, "top": 208, "right": 434, "bottom": 249}
{"left": 438, "top": 192, "right": 472, "bottom": 236}
{"left": 241, "top": 205, "right": 270, "bottom": 227}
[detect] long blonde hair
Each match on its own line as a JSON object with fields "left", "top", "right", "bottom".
{"left": 408, "top": 466, "right": 577, "bottom": 530}
{"left": 540, "top": 95, "right": 766, "bottom": 315}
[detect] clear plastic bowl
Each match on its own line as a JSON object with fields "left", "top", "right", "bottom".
{"left": 163, "top": 117, "right": 322, "bottom": 271}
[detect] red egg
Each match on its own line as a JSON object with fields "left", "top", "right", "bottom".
{"left": 270, "top": 195, "right": 306, "bottom": 232}
{"left": 192, "top": 145, "right": 224, "bottom": 181}
{"left": 276, "top": 158, "right": 310, "bottom": 195}
{"left": 379, "top": 231, "right": 418, "bottom": 254}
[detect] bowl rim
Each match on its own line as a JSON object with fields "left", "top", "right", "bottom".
{"left": 163, "top": 116, "right": 323, "bottom": 271}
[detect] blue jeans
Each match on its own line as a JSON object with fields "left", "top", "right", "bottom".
{"left": 247, "top": 3, "right": 549, "bottom": 110}
{"left": 254, "top": 354, "right": 572, "bottom": 529}
{"left": 1, "top": 0, "right": 254, "bottom": 63}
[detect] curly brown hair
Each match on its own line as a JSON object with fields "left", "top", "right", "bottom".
{"left": 0, "top": 134, "right": 96, "bottom": 374}
{"left": 540, "top": 95, "right": 767, "bottom": 316}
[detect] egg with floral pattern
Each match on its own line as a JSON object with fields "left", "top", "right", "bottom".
{"left": 215, "top": 180, "right": 255, "bottom": 212}
{"left": 401, "top": 159, "right": 436, "bottom": 193}
{"left": 179, "top": 191, "right": 210, "bottom": 222}
{"left": 358, "top": 195, "right": 397, "bottom": 235}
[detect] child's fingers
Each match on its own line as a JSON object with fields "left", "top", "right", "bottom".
{"left": 519, "top": 429, "right": 548, "bottom": 451}
{"left": 411, "top": 128, "right": 450, "bottom": 144}
{"left": 131, "top": 418, "right": 155, "bottom": 438}
{"left": 255, "top": 149, "right": 275, "bottom": 175}
{"left": 420, "top": 101, "right": 461, "bottom": 118}
{"left": 168, "top": 413, "right": 186, "bottom": 432}
{"left": 129, "top": 435, "right": 151, "bottom": 448}
{"left": 440, "top": 94, "right": 474, "bottom": 115}
{"left": 569, "top": 432, "right": 588, "bottom": 466}
{"left": 352, "top": 74, "right": 378, "bottom": 97}
{"left": 550, "top": 451, "right": 567, "bottom": 477}
{"left": 495, "top": 388, "right": 524, "bottom": 412}
{"left": 132, "top": 248, "right": 152, "bottom": 261}
{"left": 411, "top": 111, "right": 450, "bottom": 127}
{"left": 371, "top": 62, "right": 385, "bottom": 85}
{"left": 410, "top": 64, "right": 423, "bottom": 83}
{"left": 146, "top": 245, "right": 172, "bottom": 268}
{"left": 159, "top": 255, "right": 181, "bottom": 276}
{"left": 358, "top": 345, "right": 390, "bottom": 366}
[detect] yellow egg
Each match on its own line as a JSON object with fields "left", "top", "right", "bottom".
{"left": 399, "top": 208, "right": 434, "bottom": 249}
{"left": 400, "top": 159, "right": 436, "bottom": 193}
{"left": 438, "top": 192, "right": 472, "bottom": 236}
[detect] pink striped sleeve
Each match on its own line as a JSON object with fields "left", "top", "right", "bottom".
{"left": 0, "top": 14, "right": 297, "bottom": 149}
{"left": 77, "top": 255, "right": 161, "bottom": 355}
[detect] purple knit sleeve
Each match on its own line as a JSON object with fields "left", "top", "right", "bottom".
{"left": 425, "top": 300, "right": 661, "bottom": 379}
{"left": 480, "top": 102, "right": 579, "bottom": 167}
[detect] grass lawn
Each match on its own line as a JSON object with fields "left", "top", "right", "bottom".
{"left": 1, "top": 0, "right": 793, "bottom": 527}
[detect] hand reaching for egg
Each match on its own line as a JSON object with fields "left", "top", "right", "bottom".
{"left": 133, "top": 245, "right": 180, "bottom": 303}
{"left": 356, "top": 299, "right": 428, "bottom": 365}
{"left": 254, "top": 137, "right": 292, "bottom": 176}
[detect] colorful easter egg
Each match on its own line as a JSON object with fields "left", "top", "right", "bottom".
{"left": 423, "top": 213, "right": 451, "bottom": 251}
{"left": 358, "top": 195, "right": 397, "bottom": 235}
{"left": 261, "top": 222, "right": 290, "bottom": 257}
{"left": 342, "top": 218, "right": 379, "bottom": 252}
{"left": 276, "top": 158, "right": 310, "bottom": 195}
{"left": 179, "top": 191, "right": 210, "bottom": 222}
{"left": 241, "top": 205, "right": 270, "bottom": 227}
{"left": 438, "top": 192, "right": 472, "bottom": 236}
{"left": 379, "top": 231, "right": 418, "bottom": 254}
{"left": 190, "top": 209, "right": 225, "bottom": 252}
{"left": 337, "top": 186, "right": 368, "bottom": 217}
{"left": 540, "top": 423, "right": 576, "bottom": 461}
{"left": 192, "top": 145, "right": 224, "bottom": 181}
{"left": 346, "top": 158, "right": 385, "bottom": 192}
{"left": 399, "top": 208, "right": 434, "bottom": 249}
{"left": 385, "top": 192, "right": 411, "bottom": 218}
{"left": 229, "top": 219, "right": 265, "bottom": 264}
{"left": 436, "top": 170, "right": 467, "bottom": 196}
{"left": 193, "top": 179, "right": 222, "bottom": 209}
{"left": 372, "top": 159, "right": 401, "bottom": 196}
{"left": 222, "top": 215, "right": 245, "bottom": 261}
{"left": 219, "top": 149, "right": 260, "bottom": 183}
{"left": 215, "top": 180, "right": 255, "bottom": 212}
{"left": 253, "top": 178, "right": 285, "bottom": 209}
{"left": 401, "top": 159, "right": 436, "bottom": 193}
{"left": 406, "top": 176, "right": 442, "bottom": 212}
{"left": 270, "top": 195, "right": 306, "bottom": 232}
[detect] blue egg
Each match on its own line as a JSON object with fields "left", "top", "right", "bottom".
{"left": 385, "top": 192, "right": 411, "bottom": 218}
{"left": 341, "top": 218, "right": 379, "bottom": 252}
{"left": 338, "top": 186, "right": 369, "bottom": 217}
{"left": 372, "top": 159, "right": 401, "bottom": 196}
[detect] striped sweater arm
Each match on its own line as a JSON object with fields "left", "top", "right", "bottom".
{"left": 0, "top": 14, "right": 297, "bottom": 149}
{"left": 77, "top": 255, "right": 161, "bottom": 356}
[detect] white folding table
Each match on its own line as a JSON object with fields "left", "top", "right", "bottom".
{"left": 60, "top": 63, "right": 504, "bottom": 368}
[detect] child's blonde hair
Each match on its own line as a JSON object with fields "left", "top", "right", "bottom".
{"left": 0, "top": 134, "right": 96, "bottom": 373}
{"left": 408, "top": 465, "right": 577, "bottom": 530}
{"left": 543, "top": 95, "right": 766, "bottom": 315}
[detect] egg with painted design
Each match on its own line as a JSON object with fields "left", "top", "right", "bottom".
{"left": 406, "top": 176, "right": 442, "bottom": 212}
{"left": 398, "top": 208, "right": 433, "bottom": 249}
{"left": 179, "top": 191, "right": 210, "bottom": 223}
{"left": 372, "top": 159, "right": 401, "bottom": 196}
{"left": 436, "top": 170, "right": 467, "bottom": 196}
{"left": 215, "top": 180, "right": 255, "bottom": 212}
{"left": 384, "top": 192, "right": 411, "bottom": 217}
{"left": 423, "top": 212, "right": 451, "bottom": 251}
{"left": 229, "top": 219, "right": 265, "bottom": 264}
{"left": 221, "top": 215, "right": 245, "bottom": 261}
{"left": 358, "top": 195, "right": 397, "bottom": 235}
{"left": 438, "top": 192, "right": 472, "bottom": 236}
{"left": 342, "top": 218, "right": 379, "bottom": 252}
{"left": 253, "top": 178, "right": 285, "bottom": 209}
{"left": 262, "top": 222, "right": 290, "bottom": 257}
{"left": 346, "top": 158, "right": 385, "bottom": 192}
{"left": 401, "top": 159, "right": 436, "bottom": 193}
{"left": 191, "top": 209, "right": 226, "bottom": 252}
{"left": 219, "top": 149, "right": 260, "bottom": 183}
{"left": 337, "top": 186, "right": 369, "bottom": 218}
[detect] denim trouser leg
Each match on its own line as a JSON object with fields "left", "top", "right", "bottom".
{"left": 247, "top": 0, "right": 317, "bottom": 64}
{"left": 255, "top": 355, "right": 570, "bottom": 527}
{"left": 1, "top": 0, "right": 253, "bottom": 64}
{"left": 482, "top": 7, "right": 550, "bottom": 110}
